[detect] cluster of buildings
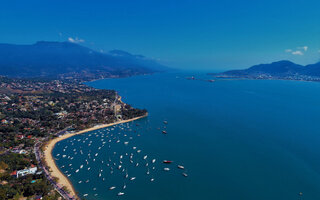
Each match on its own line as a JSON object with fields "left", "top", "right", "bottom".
{"left": 213, "top": 74, "right": 320, "bottom": 82}
{"left": 0, "top": 78, "right": 127, "bottom": 155}
{"left": 0, "top": 78, "right": 95, "bottom": 94}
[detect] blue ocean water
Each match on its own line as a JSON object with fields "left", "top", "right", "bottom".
{"left": 53, "top": 71, "right": 320, "bottom": 200}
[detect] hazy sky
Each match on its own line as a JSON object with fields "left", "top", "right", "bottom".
{"left": 1, "top": 0, "right": 320, "bottom": 70}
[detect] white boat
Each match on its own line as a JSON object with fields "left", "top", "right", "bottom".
{"left": 83, "top": 194, "right": 88, "bottom": 197}
{"left": 152, "top": 159, "right": 156, "bottom": 163}
{"left": 130, "top": 177, "right": 136, "bottom": 181}
{"left": 75, "top": 169, "right": 79, "bottom": 173}
{"left": 109, "top": 186, "right": 116, "bottom": 190}
{"left": 117, "top": 192, "right": 125, "bottom": 196}
{"left": 177, "top": 165, "right": 185, "bottom": 169}
{"left": 143, "top": 155, "right": 148, "bottom": 159}
{"left": 164, "top": 168, "right": 170, "bottom": 171}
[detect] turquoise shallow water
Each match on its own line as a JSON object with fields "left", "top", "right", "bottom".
{"left": 53, "top": 71, "right": 320, "bottom": 200}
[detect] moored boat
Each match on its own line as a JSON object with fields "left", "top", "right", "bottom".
{"left": 177, "top": 165, "right": 185, "bottom": 169}
{"left": 118, "top": 192, "right": 125, "bottom": 196}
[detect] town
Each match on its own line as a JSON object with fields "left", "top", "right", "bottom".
{"left": 0, "top": 76, "right": 147, "bottom": 199}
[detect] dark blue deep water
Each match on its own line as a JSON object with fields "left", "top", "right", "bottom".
{"left": 53, "top": 71, "right": 320, "bottom": 200}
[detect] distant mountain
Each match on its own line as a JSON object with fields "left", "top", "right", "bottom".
{"left": 0, "top": 41, "right": 168, "bottom": 79}
{"left": 211, "top": 60, "right": 320, "bottom": 81}
{"left": 304, "top": 62, "right": 320, "bottom": 76}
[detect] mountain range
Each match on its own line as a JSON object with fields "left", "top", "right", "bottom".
{"left": 212, "top": 60, "right": 320, "bottom": 81}
{"left": 0, "top": 41, "right": 168, "bottom": 79}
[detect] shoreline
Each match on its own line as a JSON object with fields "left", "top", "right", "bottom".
{"left": 43, "top": 114, "right": 148, "bottom": 199}
{"left": 208, "top": 76, "right": 320, "bottom": 83}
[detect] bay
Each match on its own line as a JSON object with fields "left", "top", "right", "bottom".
{"left": 53, "top": 71, "right": 320, "bottom": 200}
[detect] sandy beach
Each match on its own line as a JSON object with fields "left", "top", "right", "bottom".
{"left": 43, "top": 114, "right": 147, "bottom": 198}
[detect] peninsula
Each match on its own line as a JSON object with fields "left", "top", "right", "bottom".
{"left": 0, "top": 76, "right": 148, "bottom": 199}
{"left": 210, "top": 60, "right": 320, "bottom": 82}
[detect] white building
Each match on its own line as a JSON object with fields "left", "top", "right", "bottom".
{"left": 16, "top": 167, "right": 37, "bottom": 178}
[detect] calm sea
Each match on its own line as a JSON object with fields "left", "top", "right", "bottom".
{"left": 53, "top": 71, "right": 320, "bottom": 200}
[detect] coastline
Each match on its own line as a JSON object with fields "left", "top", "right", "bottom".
{"left": 43, "top": 114, "right": 148, "bottom": 199}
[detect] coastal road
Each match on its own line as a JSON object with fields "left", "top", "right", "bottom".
{"left": 34, "top": 128, "right": 77, "bottom": 200}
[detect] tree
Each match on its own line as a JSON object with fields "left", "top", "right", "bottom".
{"left": 0, "top": 187, "right": 6, "bottom": 200}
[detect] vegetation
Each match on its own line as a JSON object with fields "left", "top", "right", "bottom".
{"left": 0, "top": 153, "right": 57, "bottom": 199}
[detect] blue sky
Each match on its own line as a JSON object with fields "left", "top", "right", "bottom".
{"left": 1, "top": 0, "right": 320, "bottom": 70}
